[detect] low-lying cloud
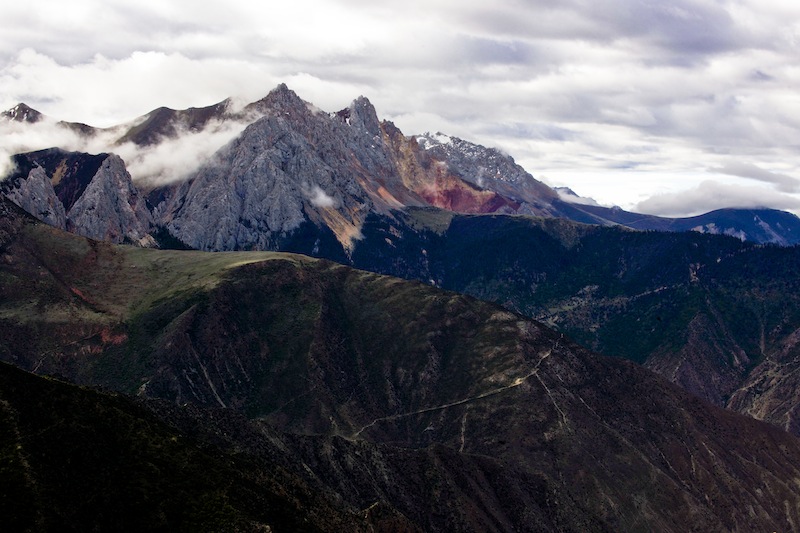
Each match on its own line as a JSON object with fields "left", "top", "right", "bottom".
{"left": 0, "top": 113, "right": 251, "bottom": 187}
{"left": 0, "top": 117, "right": 118, "bottom": 180}
{"left": 635, "top": 180, "right": 800, "bottom": 217}
{"left": 709, "top": 162, "right": 800, "bottom": 193}
{"left": 307, "top": 185, "right": 337, "bottom": 208}
{"left": 554, "top": 186, "right": 601, "bottom": 207}
{"left": 114, "top": 120, "right": 251, "bottom": 187}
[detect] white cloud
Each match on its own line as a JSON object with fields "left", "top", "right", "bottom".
{"left": 0, "top": 117, "right": 119, "bottom": 180}
{"left": 710, "top": 162, "right": 800, "bottom": 193}
{"left": 0, "top": 49, "right": 281, "bottom": 126}
{"left": 635, "top": 180, "right": 800, "bottom": 217}
{"left": 0, "top": 111, "right": 249, "bottom": 187}
{"left": 555, "top": 187, "right": 601, "bottom": 207}
{"left": 307, "top": 185, "right": 336, "bottom": 208}
{"left": 114, "top": 120, "right": 251, "bottom": 187}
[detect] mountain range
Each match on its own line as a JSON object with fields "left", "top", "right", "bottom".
{"left": 4, "top": 84, "right": 800, "bottom": 530}
{"left": 4, "top": 84, "right": 800, "bottom": 249}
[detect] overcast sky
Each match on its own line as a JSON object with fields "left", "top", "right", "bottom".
{"left": 3, "top": 0, "right": 800, "bottom": 216}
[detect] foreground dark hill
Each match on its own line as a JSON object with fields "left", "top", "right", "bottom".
{"left": 349, "top": 209, "right": 800, "bottom": 429}
{"left": 0, "top": 362, "right": 395, "bottom": 532}
{"left": 4, "top": 198, "right": 800, "bottom": 531}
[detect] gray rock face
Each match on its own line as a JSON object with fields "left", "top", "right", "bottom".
{"left": 1, "top": 150, "right": 154, "bottom": 245}
{"left": 2, "top": 166, "right": 67, "bottom": 229}
{"left": 66, "top": 154, "right": 154, "bottom": 244}
{"left": 155, "top": 88, "right": 571, "bottom": 252}
{"left": 162, "top": 116, "right": 315, "bottom": 251}
{"left": 160, "top": 86, "right": 418, "bottom": 252}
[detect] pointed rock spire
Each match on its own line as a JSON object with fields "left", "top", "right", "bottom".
{"left": 245, "top": 83, "right": 309, "bottom": 117}
{"left": 2, "top": 103, "right": 44, "bottom": 123}
{"left": 1, "top": 165, "right": 66, "bottom": 229}
{"left": 342, "top": 96, "right": 381, "bottom": 137}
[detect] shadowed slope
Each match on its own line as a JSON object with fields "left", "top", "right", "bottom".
{"left": 0, "top": 361, "right": 400, "bottom": 532}
{"left": 4, "top": 197, "right": 800, "bottom": 531}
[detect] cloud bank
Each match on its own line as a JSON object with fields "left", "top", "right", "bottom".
{"left": 710, "top": 162, "right": 800, "bottom": 194}
{"left": 0, "top": 114, "right": 250, "bottom": 187}
{"left": 636, "top": 180, "right": 800, "bottom": 217}
{"left": 115, "top": 120, "right": 251, "bottom": 186}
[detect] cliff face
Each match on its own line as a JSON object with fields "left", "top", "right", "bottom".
{"left": 157, "top": 85, "right": 428, "bottom": 253}
{"left": 160, "top": 115, "right": 369, "bottom": 252}
{"left": 1, "top": 149, "right": 153, "bottom": 244}
{"left": 66, "top": 154, "right": 154, "bottom": 245}
{"left": 1, "top": 165, "right": 66, "bottom": 229}
{"left": 415, "top": 132, "right": 560, "bottom": 216}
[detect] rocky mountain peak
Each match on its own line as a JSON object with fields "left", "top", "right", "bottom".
{"left": 345, "top": 96, "right": 381, "bottom": 137}
{"left": 0, "top": 164, "right": 66, "bottom": 229}
{"left": 246, "top": 83, "right": 310, "bottom": 118}
{"left": 11, "top": 148, "right": 108, "bottom": 211}
{"left": 5, "top": 85, "right": 800, "bottom": 249}
{"left": 2, "top": 103, "right": 44, "bottom": 123}
{"left": 65, "top": 153, "right": 154, "bottom": 244}
{"left": 117, "top": 98, "right": 236, "bottom": 146}
{"left": 416, "top": 131, "right": 559, "bottom": 212}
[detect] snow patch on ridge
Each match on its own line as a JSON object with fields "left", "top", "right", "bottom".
{"left": 417, "top": 132, "right": 452, "bottom": 150}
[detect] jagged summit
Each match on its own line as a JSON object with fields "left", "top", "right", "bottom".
{"left": 245, "top": 83, "right": 310, "bottom": 117}
{"left": 159, "top": 86, "right": 406, "bottom": 253}
{"left": 344, "top": 96, "right": 381, "bottom": 136}
{"left": 2, "top": 102, "right": 44, "bottom": 123}
{"left": 416, "top": 131, "right": 453, "bottom": 147}
{"left": 416, "top": 130, "right": 560, "bottom": 214}
{"left": 1, "top": 103, "right": 98, "bottom": 137}
{"left": 9, "top": 148, "right": 108, "bottom": 211}
{"left": 1, "top": 148, "right": 153, "bottom": 244}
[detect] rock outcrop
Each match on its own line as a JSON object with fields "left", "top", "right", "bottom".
{"left": 1, "top": 165, "right": 66, "bottom": 228}
{"left": 1, "top": 149, "right": 153, "bottom": 244}
{"left": 66, "top": 154, "right": 154, "bottom": 245}
{"left": 159, "top": 85, "right": 424, "bottom": 252}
